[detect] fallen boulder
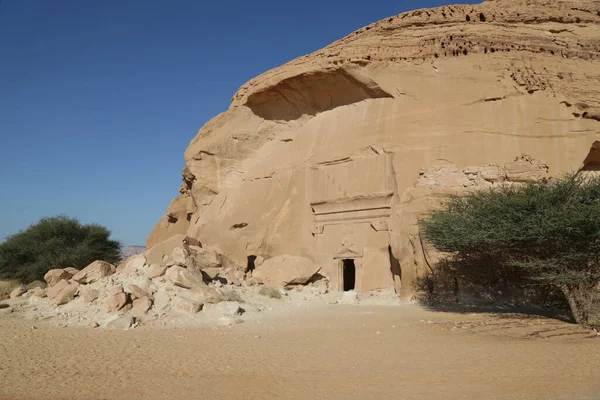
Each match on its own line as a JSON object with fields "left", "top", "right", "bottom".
{"left": 72, "top": 261, "right": 116, "bottom": 284}
{"left": 9, "top": 286, "right": 26, "bottom": 299}
{"left": 121, "top": 254, "right": 146, "bottom": 275}
{"left": 63, "top": 267, "right": 80, "bottom": 276}
{"left": 165, "top": 266, "right": 204, "bottom": 289}
{"left": 145, "top": 234, "right": 201, "bottom": 266}
{"left": 127, "top": 284, "right": 151, "bottom": 300}
{"left": 252, "top": 255, "right": 321, "bottom": 287}
{"left": 54, "top": 282, "right": 78, "bottom": 305}
{"left": 187, "top": 246, "right": 221, "bottom": 271}
{"left": 106, "top": 292, "right": 128, "bottom": 313}
{"left": 82, "top": 288, "right": 100, "bottom": 304}
{"left": 43, "top": 269, "right": 73, "bottom": 287}
{"left": 131, "top": 297, "right": 153, "bottom": 317}
{"left": 26, "top": 287, "right": 46, "bottom": 298}
{"left": 105, "top": 314, "right": 134, "bottom": 330}
{"left": 214, "top": 301, "right": 243, "bottom": 317}
{"left": 147, "top": 264, "right": 167, "bottom": 279}
{"left": 173, "top": 296, "right": 203, "bottom": 315}
{"left": 190, "top": 282, "right": 225, "bottom": 304}
{"left": 47, "top": 279, "right": 70, "bottom": 300}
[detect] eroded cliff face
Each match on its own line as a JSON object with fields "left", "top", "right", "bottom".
{"left": 149, "top": 0, "right": 600, "bottom": 297}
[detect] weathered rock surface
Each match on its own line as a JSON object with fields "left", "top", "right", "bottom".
{"left": 121, "top": 254, "right": 146, "bottom": 275}
{"left": 106, "top": 292, "right": 128, "bottom": 313}
{"left": 253, "top": 256, "right": 321, "bottom": 287}
{"left": 189, "top": 282, "right": 225, "bottom": 304}
{"left": 105, "top": 314, "right": 134, "bottom": 330}
{"left": 43, "top": 269, "right": 73, "bottom": 287}
{"left": 173, "top": 296, "right": 203, "bottom": 315}
{"left": 72, "top": 261, "right": 116, "bottom": 284}
{"left": 54, "top": 282, "right": 78, "bottom": 306}
{"left": 145, "top": 235, "right": 200, "bottom": 266}
{"left": 187, "top": 246, "right": 221, "bottom": 271}
{"left": 148, "top": 0, "right": 600, "bottom": 297}
{"left": 147, "top": 264, "right": 167, "bottom": 279}
{"left": 47, "top": 280, "right": 70, "bottom": 300}
{"left": 126, "top": 284, "right": 151, "bottom": 300}
{"left": 213, "top": 301, "right": 243, "bottom": 317}
{"left": 82, "top": 288, "right": 100, "bottom": 304}
{"left": 165, "top": 266, "right": 204, "bottom": 289}
{"left": 9, "top": 286, "right": 26, "bottom": 299}
{"left": 27, "top": 287, "right": 46, "bottom": 298}
{"left": 131, "top": 297, "right": 153, "bottom": 317}
{"left": 63, "top": 267, "right": 80, "bottom": 276}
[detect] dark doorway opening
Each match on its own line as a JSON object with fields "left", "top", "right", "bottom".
{"left": 342, "top": 259, "right": 356, "bottom": 291}
{"left": 247, "top": 255, "right": 257, "bottom": 272}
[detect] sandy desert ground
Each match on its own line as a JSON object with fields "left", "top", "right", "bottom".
{"left": 1, "top": 303, "right": 599, "bottom": 400}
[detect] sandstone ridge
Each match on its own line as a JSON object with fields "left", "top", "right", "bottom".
{"left": 149, "top": 0, "right": 600, "bottom": 298}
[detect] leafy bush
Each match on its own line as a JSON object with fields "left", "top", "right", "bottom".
{"left": 419, "top": 174, "right": 600, "bottom": 327}
{"left": 0, "top": 215, "right": 121, "bottom": 283}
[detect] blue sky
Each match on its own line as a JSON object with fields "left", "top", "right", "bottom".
{"left": 0, "top": 0, "right": 479, "bottom": 246}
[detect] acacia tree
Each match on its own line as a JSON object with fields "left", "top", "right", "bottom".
{"left": 419, "top": 174, "right": 600, "bottom": 328}
{"left": 0, "top": 215, "right": 121, "bottom": 283}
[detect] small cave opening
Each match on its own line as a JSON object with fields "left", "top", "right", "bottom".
{"left": 247, "top": 255, "right": 257, "bottom": 272}
{"left": 581, "top": 141, "right": 600, "bottom": 171}
{"left": 342, "top": 259, "right": 356, "bottom": 291}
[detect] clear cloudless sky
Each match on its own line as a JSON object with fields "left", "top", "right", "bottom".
{"left": 0, "top": 0, "right": 479, "bottom": 246}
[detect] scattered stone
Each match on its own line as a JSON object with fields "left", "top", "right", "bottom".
{"left": 108, "top": 285, "right": 124, "bottom": 296}
{"left": 147, "top": 264, "right": 168, "bottom": 279}
{"left": 63, "top": 267, "right": 80, "bottom": 276}
{"left": 173, "top": 296, "right": 203, "bottom": 315}
{"left": 126, "top": 284, "right": 151, "bottom": 300}
{"left": 162, "top": 247, "right": 188, "bottom": 268}
{"left": 252, "top": 255, "right": 321, "bottom": 287}
{"left": 54, "top": 283, "right": 78, "bottom": 305}
{"left": 105, "top": 314, "right": 134, "bottom": 330}
{"left": 47, "top": 280, "right": 70, "bottom": 300}
{"left": 72, "top": 261, "right": 116, "bottom": 284}
{"left": 9, "top": 286, "right": 26, "bottom": 299}
{"left": 187, "top": 246, "right": 221, "bottom": 270}
{"left": 82, "top": 288, "right": 100, "bottom": 304}
{"left": 88, "top": 321, "right": 100, "bottom": 328}
{"left": 145, "top": 235, "right": 201, "bottom": 266}
{"left": 122, "top": 254, "right": 147, "bottom": 275}
{"left": 190, "top": 282, "right": 225, "bottom": 304}
{"left": 27, "top": 287, "right": 47, "bottom": 298}
{"left": 152, "top": 291, "right": 170, "bottom": 312}
{"left": 214, "top": 301, "right": 243, "bottom": 317}
{"left": 43, "top": 269, "right": 73, "bottom": 287}
{"left": 165, "top": 266, "right": 204, "bottom": 289}
{"left": 224, "top": 270, "right": 241, "bottom": 286}
{"left": 131, "top": 297, "right": 153, "bottom": 316}
{"left": 106, "top": 292, "right": 128, "bottom": 313}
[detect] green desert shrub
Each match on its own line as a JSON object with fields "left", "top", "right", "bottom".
{"left": 419, "top": 174, "right": 600, "bottom": 328}
{"left": 0, "top": 215, "right": 121, "bottom": 283}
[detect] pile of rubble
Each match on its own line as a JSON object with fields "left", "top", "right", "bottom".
{"left": 1, "top": 235, "right": 332, "bottom": 329}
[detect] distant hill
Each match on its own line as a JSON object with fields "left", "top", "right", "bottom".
{"left": 121, "top": 245, "right": 146, "bottom": 259}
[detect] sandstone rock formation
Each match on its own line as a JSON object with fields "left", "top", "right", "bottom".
{"left": 149, "top": 0, "right": 600, "bottom": 298}
{"left": 252, "top": 255, "right": 321, "bottom": 287}
{"left": 72, "top": 261, "right": 116, "bottom": 284}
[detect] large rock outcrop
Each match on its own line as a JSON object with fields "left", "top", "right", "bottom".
{"left": 149, "top": 0, "right": 600, "bottom": 298}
